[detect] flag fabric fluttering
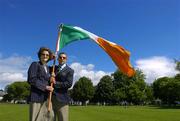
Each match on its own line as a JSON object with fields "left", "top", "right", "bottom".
{"left": 56, "top": 24, "right": 135, "bottom": 77}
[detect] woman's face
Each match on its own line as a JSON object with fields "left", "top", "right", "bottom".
{"left": 40, "top": 50, "right": 49, "bottom": 64}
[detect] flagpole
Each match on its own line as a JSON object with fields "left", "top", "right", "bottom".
{"left": 48, "top": 24, "right": 62, "bottom": 112}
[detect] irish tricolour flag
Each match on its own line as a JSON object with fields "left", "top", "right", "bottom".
{"left": 56, "top": 24, "right": 135, "bottom": 77}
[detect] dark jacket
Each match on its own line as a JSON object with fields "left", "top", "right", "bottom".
{"left": 53, "top": 65, "right": 74, "bottom": 104}
{"left": 27, "top": 61, "right": 50, "bottom": 102}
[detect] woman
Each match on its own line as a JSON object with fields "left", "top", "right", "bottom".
{"left": 27, "top": 47, "right": 54, "bottom": 121}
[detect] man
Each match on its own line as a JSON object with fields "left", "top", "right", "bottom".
{"left": 28, "top": 47, "right": 54, "bottom": 121}
{"left": 51, "top": 52, "right": 74, "bottom": 121}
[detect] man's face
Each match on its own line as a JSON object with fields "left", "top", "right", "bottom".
{"left": 58, "top": 54, "right": 67, "bottom": 64}
{"left": 40, "top": 50, "right": 49, "bottom": 63}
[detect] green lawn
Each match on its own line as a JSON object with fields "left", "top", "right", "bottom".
{"left": 0, "top": 103, "right": 180, "bottom": 121}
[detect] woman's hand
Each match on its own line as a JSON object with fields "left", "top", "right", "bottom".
{"left": 50, "top": 76, "right": 56, "bottom": 84}
{"left": 46, "top": 86, "right": 54, "bottom": 92}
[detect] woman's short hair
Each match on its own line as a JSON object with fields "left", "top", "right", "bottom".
{"left": 37, "top": 47, "right": 53, "bottom": 62}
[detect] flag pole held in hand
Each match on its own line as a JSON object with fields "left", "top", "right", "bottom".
{"left": 48, "top": 25, "right": 62, "bottom": 112}
{"left": 47, "top": 59, "right": 56, "bottom": 112}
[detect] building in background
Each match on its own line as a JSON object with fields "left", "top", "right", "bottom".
{"left": 0, "top": 90, "right": 6, "bottom": 101}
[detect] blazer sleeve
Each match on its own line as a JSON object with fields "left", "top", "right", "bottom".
{"left": 27, "top": 62, "right": 47, "bottom": 91}
{"left": 55, "top": 69, "right": 74, "bottom": 89}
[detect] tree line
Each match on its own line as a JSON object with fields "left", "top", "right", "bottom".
{"left": 2, "top": 61, "right": 180, "bottom": 106}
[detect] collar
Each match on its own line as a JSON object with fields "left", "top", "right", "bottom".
{"left": 59, "top": 63, "right": 66, "bottom": 70}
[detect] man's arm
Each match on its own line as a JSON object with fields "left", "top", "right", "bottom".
{"left": 55, "top": 69, "right": 74, "bottom": 89}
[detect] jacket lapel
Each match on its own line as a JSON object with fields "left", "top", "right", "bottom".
{"left": 60, "top": 66, "right": 68, "bottom": 73}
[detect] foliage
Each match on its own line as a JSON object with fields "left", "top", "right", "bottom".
{"left": 3, "top": 81, "right": 30, "bottom": 102}
{"left": 94, "top": 75, "right": 114, "bottom": 104}
{"left": 175, "top": 60, "right": 180, "bottom": 72}
{"left": 144, "top": 84, "right": 154, "bottom": 103}
{"left": 175, "top": 74, "right": 180, "bottom": 80}
{"left": 111, "top": 69, "right": 149, "bottom": 104}
{"left": 112, "top": 70, "right": 131, "bottom": 89}
{"left": 127, "top": 70, "right": 147, "bottom": 104}
{"left": 72, "top": 77, "right": 95, "bottom": 104}
{"left": 153, "top": 77, "right": 180, "bottom": 105}
{"left": 112, "top": 88, "right": 126, "bottom": 103}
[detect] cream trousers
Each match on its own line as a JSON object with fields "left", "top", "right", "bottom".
{"left": 29, "top": 101, "right": 54, "bottom": 121}
{"left": 52, "top": 96, "right": 69, "bottom": 121}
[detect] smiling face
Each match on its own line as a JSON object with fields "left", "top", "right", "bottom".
{"left": 58, "top": 53, "right": 67, "bottom": 65}
{"left": 40, "top": 50, "right": 49, "bottom": 64}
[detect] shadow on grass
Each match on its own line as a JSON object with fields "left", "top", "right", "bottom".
{"left": 149, "top": 105, "right": 180, "bottom": 109}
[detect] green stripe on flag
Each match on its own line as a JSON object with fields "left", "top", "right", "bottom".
{"left": 59, "top": 25, "right": 90, "bottom": 49}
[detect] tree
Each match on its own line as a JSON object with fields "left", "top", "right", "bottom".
{"left": 94, "top": 75, "right": 114, "bottom": 104}
{"left": 112, "top": 69, "right": 148, "bottom": 105}
{"left": 127, "top": 70, "right": 147, "bottom": 104}
{"left": 112, "top": 88, "right": 126, "bottom": 104}
{"left": 165, "top": 78, "right": 180, "bottom": 105}
{"left": 128, "top": 83, "right": 146, "bottom": 105}
{"left": 2, "top": 85, "right": 11, "bottom": 101}
{"left": 111, "top": 70, "right": 131, "bottom": 104}
{"left": 175, "top": 74, "right": 180, "bottom": 80}
{"left": 175, "top": 60, "right": 180, "bottom": 72}
{"left": 112, "top": 70, "right": 131, "bottom": 89}
{"left": 144, "top": 85, "right": 154, "bottom": 104}
{"left": 3, "top": 81, "right": 30, "bottom": 102}
{"left": 175, "top": 60, "right": 180, "bottom": 80}
{"left": 153, "top": 77, "right": 180, "bottom": 105}
{"left": 72, "top": 77, "right": 94, "bottom": 105}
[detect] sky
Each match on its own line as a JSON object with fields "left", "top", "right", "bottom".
{"left": 0, "top": 0, "right": 179, "bottom": 89}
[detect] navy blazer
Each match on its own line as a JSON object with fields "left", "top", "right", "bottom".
{"left": 27, "top": 61, "right": 50, "bottom": 102}
{"left": 53, "top": 65, "right": 74, "bottom": 104}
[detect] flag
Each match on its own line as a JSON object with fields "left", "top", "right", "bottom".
{"left": 56, "top": 24, "right": 135, "bottom": 77}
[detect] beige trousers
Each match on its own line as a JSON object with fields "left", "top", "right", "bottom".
{"left": 29, "top": 101, "right": 54, "bottom": 121}
{"left": 52, "top": 96, "right": 69, "bottom": 121}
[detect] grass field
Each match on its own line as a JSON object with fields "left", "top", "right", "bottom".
{"left": 0, "top": 103, "right": 180, "bottom": 121}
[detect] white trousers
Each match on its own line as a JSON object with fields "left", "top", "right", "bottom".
{"left": 29, "top": 101, "right": 54, "bottom": 121}
{"left": 52, "top": 96, "right": 69, "bottom": 121}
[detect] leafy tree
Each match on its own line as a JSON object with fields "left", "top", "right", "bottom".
{"left": 111, "top": 70, "right": 131, "bottom": 103}
{"left": 3, "top": 81, "right": 30, "bottom": 102}
{"left": 165, "top": 78, "right": 180, "bottom": 105}
{"left": 72, "top": 77, "right": 94, "bottom": 105}
{"left": 175, "top": 74, "right": 180, "bottom": 80}
{"left": 112, "top": 88, "right": 126, "bottom": 104}
{"left": 112, "top": 70, "right": 131, "bottom": 89}
{"left": 128, "top": 83, "right": 146, "bottom": 104}
{"left": 175, "top": 60, "right": 180, "bottom": 72}
{"left": 175, "top": 60, "right": 180, "bottom": 80}
{"left": 94, "top": 75, "right": 114, "bottom": 104}
{"left": 153, "top": 77, "right": 180, "bottom": 105}
{"left": 128, "top": 70, "right": 147, "bottom": 104}
{"left": 2, "top": 85, "right": 11, "bottom": 101}
{"left": 144, "top": 85, "right": 154, "bottom": 104}
{"left": 112, "top": 69, "right": 148, "bottom": 105}
{"left": 2, "top": 94, "right": 12, "bottom": 102}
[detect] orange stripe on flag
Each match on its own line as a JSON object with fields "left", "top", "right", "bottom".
{"left": 96, "top": 38, "right": 135, "bottom": 77}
